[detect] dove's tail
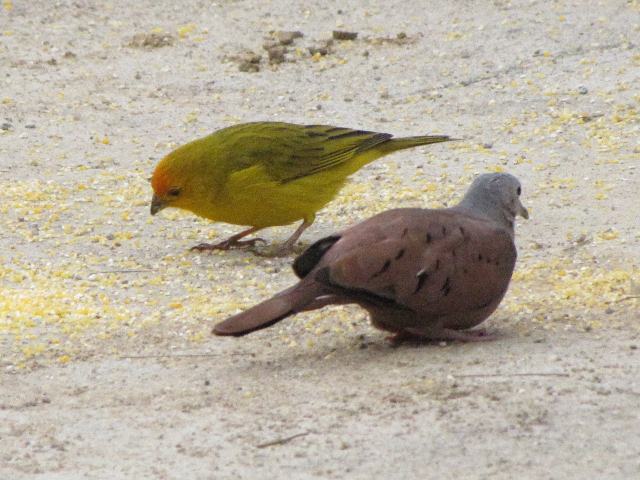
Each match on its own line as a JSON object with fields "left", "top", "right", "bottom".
{"left": 213, "top": 282, "right": 324, "bottom": 337}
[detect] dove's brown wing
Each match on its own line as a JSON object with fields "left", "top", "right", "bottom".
{"left": 314, "top": 209, "right": 517, "bottom": 317}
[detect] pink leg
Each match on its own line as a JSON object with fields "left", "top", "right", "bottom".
{"left": 273, "top": 219, "right": 313, "bottom": 256}
{"left": 190, "top": 227, "right": 266, "bottom": 252}
{"left": 390, "top": 327, "right": 496, "bottom": 345}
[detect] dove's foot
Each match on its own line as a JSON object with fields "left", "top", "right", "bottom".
{"left": 433, "top": 327, "right": 496, "bottom": 342}
{"left": 388, "top": 327, "right": 496, "bottom": 345}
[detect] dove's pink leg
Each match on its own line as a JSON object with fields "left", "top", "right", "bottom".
{"left": 389, "top": 327, "right": 496, "bottom": 345}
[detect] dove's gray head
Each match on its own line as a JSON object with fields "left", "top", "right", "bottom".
{"left": 457, "top": 173, "right": 529, "bottom": 232}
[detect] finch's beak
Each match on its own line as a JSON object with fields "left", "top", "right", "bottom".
{"left": 517, "top": 199, "right": 529, "bottom": 219}
{"left": 150, "top": 194, "right": 165, "bottom": 216}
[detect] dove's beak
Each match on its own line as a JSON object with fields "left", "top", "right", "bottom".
{"left": 517, "top": 199, "right": 529, "bottom": 219}
{"left": 150, "top": 194, "right": 166, "bottom": 216}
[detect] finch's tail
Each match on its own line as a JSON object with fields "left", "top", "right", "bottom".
{"left": 213, "top": 282, "right": 323, "bottom": 337}
{"left": 381, "top": 134, "right": 454, "bottom": 153}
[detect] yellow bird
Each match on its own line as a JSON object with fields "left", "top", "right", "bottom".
{"left": 150, "top": 121, "right": 452, "bottom": 254}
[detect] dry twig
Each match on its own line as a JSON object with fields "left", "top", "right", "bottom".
{"left": 256, "top": 431, "right": 311, "bottom": 449}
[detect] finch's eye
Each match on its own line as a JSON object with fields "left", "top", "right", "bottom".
{"left": 517, "top": 186, "right": 521, "bottom": 196}
{"left": 168, "top": 187, "right": 181, "bottom": 197}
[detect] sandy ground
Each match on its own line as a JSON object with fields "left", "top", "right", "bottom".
{"left": 1, "top": 0, "right": 639, "bottom": 478}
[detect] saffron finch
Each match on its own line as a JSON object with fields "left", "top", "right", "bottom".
{"left": 150, "top": 121, "right": 452, "bottom": 254}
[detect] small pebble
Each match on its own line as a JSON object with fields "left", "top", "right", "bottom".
{"left": 267, "top": 46, "right": 286, "bottom": 64}
{"left": 128, "top": 32, "right": 174, "bottom": 49}
{"left": 237, "top": 51, "right": 261, "bottom": 72}
{"left": 308, "top": 46, "right": 329, "bottom": 56}
{"left": 577, "top": 86, "right": 588, "bottom": 94}
{"left": 333, "top": 30, "right": 358, "bottom": 41}
{"left": 275, "top": 31, "right": 303, "bottom": 46}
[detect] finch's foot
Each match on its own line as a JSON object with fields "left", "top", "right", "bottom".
{"left": 272, "top": 244, "right": 296, "bottom": 257}
{"left": 190, "top": 237, "right": 267, "bottom": 252}
{"left": 266, "top": 218, "right": 313, "bottom": 257}
{"left": 254, "top": 242, "right": 307, "bottom": 257}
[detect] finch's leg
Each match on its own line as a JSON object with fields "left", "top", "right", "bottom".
{"left": 274, "top": 219, "right": 313, "bottom": 256}
{"left": 191, "top": 227, "right": 266, "bottom": 252}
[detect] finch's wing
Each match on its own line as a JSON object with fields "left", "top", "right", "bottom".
{"left": 219, "top": 122, "right": 391, "bottom": 182}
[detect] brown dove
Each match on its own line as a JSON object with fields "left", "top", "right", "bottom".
{"left": 213, "top": 173, "right": 529, "bottom": 342}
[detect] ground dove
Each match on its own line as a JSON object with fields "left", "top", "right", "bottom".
{"left": 213, "top": 173, "right": 529, "bottom": 342}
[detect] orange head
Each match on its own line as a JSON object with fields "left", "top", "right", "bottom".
{"left": 149, "top": 156, "right": 186, "bottom": 215}
{"left": 149, "top": 134, "right": 218, "bottom": 217}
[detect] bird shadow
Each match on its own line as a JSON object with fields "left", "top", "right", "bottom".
{"left": 213, "top": 328, "right": 508, "bottom": 378}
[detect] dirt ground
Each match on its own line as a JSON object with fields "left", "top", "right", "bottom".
{"left": 1, "top": 0, "right": 639, "bottom": 478}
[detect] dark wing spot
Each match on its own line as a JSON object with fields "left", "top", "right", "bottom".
{"left": 451, "top": 249, "right": 456, "bottom": 257}
{"left": 371, "top": 259, "right": 391, "bottom": 278}
{"left": 402, "top": 228, "right": 409, "bottom": 238}
{"left": 478, "top": 253, "right": 483, "bottom": 261}
{"left": 395, "top": 249, "right": 405, "bottom": 260}
{"left": 293, "top": 235, "right": 341, "bottom": 278}
{"left": 426, "top": 233, "right": 432, "bottom": 243}
{"left": 315, "top": 267, "right": 404, "bottom": 308}
{"left": 441, "top": 277, "right": 452, "bottom": 296}
{"left": 442, "top": 226, "right": 447, "bottom": 236}
{"left": 414, "top": 270, "right": 429, "bottom": 293}
{"left": 459, "top": 226, "right": 465, "bottom": 236}
{"left": 435, "top": 259, "right": 440, "bottom": 271}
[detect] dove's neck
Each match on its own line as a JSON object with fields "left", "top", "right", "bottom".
{"left": 456, "top": 192, "right": 516, "bottom": 235}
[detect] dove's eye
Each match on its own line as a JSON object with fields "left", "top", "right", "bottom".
{"left": 517, "top": 186, "right": 521, "bottom": 196}
{"left": 168, "top": 187, "right": 181, "bottom": 197}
